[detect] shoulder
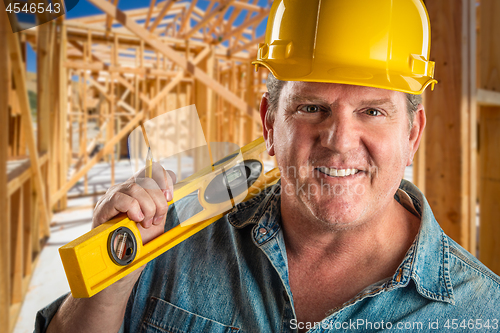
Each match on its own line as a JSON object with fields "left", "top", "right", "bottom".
{"left": 445, "top": 235, "right": 500, "bottom": 314}
{"left": 447, "top": 236, "right": 500, "bottom": 286}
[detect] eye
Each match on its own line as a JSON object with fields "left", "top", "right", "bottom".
{"left": 365, "top": 108, "right": 382, "bottom": 116}
{"left": 299, "top": 105, "right": 321, "bottom": 113}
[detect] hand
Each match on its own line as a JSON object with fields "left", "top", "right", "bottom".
{"left": 93, "top": 162, "right": 176, "bottom": 245}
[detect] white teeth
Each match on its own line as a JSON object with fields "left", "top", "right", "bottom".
{"left": 318, "top": 167, "right": 359, "bottom": 177}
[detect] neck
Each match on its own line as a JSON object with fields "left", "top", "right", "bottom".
{"left": 281, "top": 196, "right": 420, "bottom": 266}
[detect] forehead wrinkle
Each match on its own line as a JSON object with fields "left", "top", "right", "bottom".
{"left": 288, "top": 94, "right": 331, "bottom": 106}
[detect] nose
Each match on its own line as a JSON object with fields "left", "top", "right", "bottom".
{"left": 319, "top": 112, "right": 360, "bottom": 154}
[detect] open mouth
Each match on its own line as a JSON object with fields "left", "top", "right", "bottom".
{"left": 316, "top": 166, "right": 361, "bottom": 177}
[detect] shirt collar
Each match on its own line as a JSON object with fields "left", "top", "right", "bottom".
{"left": 395, "top": 179, "right": 455, "bottom": 304}
{"left": 228, "top": 181, "right": 282, "bottom": 245}
{"left": 228, "top": 179, "right": 455, "bottom": 304}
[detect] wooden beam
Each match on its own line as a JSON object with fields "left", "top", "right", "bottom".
{"left": 217, "top": 9, "right": 268, "bottom": 44}
{"left": 68, "top": 3, "right": 185, "bottom": 25}
{"left": 37, "top": 22, "right": 54, "bottom": 154}
{"left": 8, "top": 33, "right": 51, "bottom": 238}
{"left": 88, "top": 76, "right": 114, "bottom": 102}
{"left": 479, "top": 0, "right": 500, "bottom": 92}
{"left": 150, "top": 0, "right": 176, "bottom": 33}
{"left": 10, "top": 189, "right": 23, "bottom": 304}
{"left": 87, "top": 0, "right": 260, "bottom": 124}
{"left": 228, "top": 34, "right": 263, "bottom": 56}
{"left": 64, "top": 60, "right": 186, "bottom": 78}
{"left": 183, "top": 0, "right": 234, "bottom": 39}
{"left": 479, "top": 106, "right": 500, "bottom": 275}
{"left": 59, "top": 21, "right": 69, "bottom": 210}
{"left": 115, "top": 74, "right": 151, "bottom": 105}
{"left": 144, "top": 0, "right": 157, "bottom": 29}
{"left": 0, "top": 10, "right": 11, "bottom": 333}
{"left": 105, "top": 0, "right": 120, "bottom": 31}
{"left": 223, "top": 5, "right": 243, "bottom": 37}
{"left": 423, "top": 0, "right": 476, "bottom": 251}
{"left": 178, "top": 0, "right": 198, "bottom": 36}
{"left": 478, "top": 0, "right": 500, "bottom": 275}
{"left": 51, "top": 111, "right": 145, "bottom": 205}
{"left": 231, "top": 0, "right": 263, "bottom": 12}
{"left": 148, "top": 45, "right": 210, "bottom": 110}
{"left": 149, "top": 71, "right": 184, "bottom": 110}
{"left": 477, "top": 89, "right": 500, "bottom": 106}
{"left": 69, "top": 40, "right": 103, "bottom": 64}
{"left": 22, "top": 180, "right": 32, "bottom": 278}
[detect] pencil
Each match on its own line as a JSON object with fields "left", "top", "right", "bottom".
{"left": 146, "top": 147, "right": 153, "bottom": 178}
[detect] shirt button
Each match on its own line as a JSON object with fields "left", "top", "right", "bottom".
{"left": 258, "top": 227, "right": 268, "bottom": 235}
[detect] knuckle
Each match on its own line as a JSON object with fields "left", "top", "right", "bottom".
{"left": 156, "top": 203, "right": 168, "bottom": 216}
{"left": 124, "top": 182, "right": 144, "bottom": 196}
{"left": 141, "top": 199, "right": 156, "bottom": 218}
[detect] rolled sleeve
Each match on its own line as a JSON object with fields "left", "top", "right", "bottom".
{"left": 34, "top": 293, "right": 69, "bottom": 333}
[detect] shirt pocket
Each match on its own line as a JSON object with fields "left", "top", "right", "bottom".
{"left": 140, "top": 297, "right": 240, "bottom": 333}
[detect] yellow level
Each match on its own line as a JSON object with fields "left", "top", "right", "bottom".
{"left": 59, "top": 137, "right": 280, "bottom": 298}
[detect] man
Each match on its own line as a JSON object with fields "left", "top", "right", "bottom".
{"left": 37, "top": 0, "right": 500, "bottom": 332}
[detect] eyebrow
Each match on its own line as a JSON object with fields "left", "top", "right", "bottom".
{"left": 289, "top": 95, "right": 399, "bottom": 113}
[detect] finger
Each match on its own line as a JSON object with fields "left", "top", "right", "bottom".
{"left": 136, "top": 163, "right": 176, "bottom": 202}
{"left": 93, "top": 191, "right": 144, "bottom": 227}
{"left": 111, "top": 181, "right": 158, "bottom": 228}
{"left": 164, "top": 170, "right": 177, "bottom": 201}
{"left": 133, "top": 177, "right": 168, "bottom": 227}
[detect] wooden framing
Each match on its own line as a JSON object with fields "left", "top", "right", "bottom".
{"left": 418, "top": 0, "right": 477, "bottom": 253}
{"left": 1, "top": 7, "right": 52, "bottom": 332}
{"left": 417, "top": 0, "right": 500, "bottom": 270}
{"left": 3, "top": 0, "right": 500, "bottom": 331}
{"left": 45, "top": 0, "right": 270, "bottom": 211}
{"left": 478, "top": 0, "right": 500, "bottom": 275}
{"left": 1, "top": 9, "right": 11, "bottom": 333}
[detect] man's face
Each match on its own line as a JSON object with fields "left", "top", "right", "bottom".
{"left": 262, "top": 81, "right": 424, "bottom": 229}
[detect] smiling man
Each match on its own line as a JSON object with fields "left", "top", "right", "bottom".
{"left": 37, "top": 1, "right": 500, "bottom": 333}
{"left": 261, "top": 81, "right": 424, "bottom": 325}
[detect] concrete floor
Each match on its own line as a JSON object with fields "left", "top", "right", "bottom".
{"left": 13, "top": 160, "right": 413, "bottom": 332}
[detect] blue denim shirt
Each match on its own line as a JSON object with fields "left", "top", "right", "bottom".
{"left": 36, "top": 180, "right": 500, "bottom": 332}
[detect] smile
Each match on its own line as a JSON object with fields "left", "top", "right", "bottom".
{"left": 317, "top": 166, "right": 360, "bottom": 177}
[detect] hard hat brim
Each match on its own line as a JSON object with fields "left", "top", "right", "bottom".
{"left": 252, "top": 60, "right": 437, "bottom": 95}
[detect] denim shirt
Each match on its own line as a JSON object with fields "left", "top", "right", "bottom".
{"left": 35, "top": 180, "right": 500, "bottom": 332}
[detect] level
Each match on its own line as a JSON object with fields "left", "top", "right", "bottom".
{"left": 59, "top": 137, "right": 280, "bottom": 298}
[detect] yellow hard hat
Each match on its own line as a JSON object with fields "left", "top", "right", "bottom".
{"left": 252, "top": 0, "right": 437, "bottom": 95}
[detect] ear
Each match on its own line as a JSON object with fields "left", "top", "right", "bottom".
{"left": 260, "top": 93, "right": 275, "bottom": 156}
{"left": 407, "top": 104, "right": 426, "bottom": 166}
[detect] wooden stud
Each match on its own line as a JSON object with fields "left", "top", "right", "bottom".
{"left": 51, "top": 111, "right": 146, "bottom": 204}
{"left": 479, "top": 0, "right": 500, "bottom": 92}
{"left": 478, "top": 0, "right": 500, "bottom": 273}
{"left": 479, "top": 106, "right": 500, "bottom": 274}
{"left": 86, "top": 0, "right": 257, "bottom": 124}
{"left": 150, "top": 0, "right": 176, "bottom": 33}
{"left": 105, "top": 0, "right": 120, "bottom": 32}
{"left": 423, "top": 0, "right": 476, "bottom": 251}
{"left": 144, "top": 0, "right": 157, "bottom": 29}
{"left": 0, "top": 10, "right": 11, "bottom": 333}
{"left": 22, "top": 180, "right": 32, "bottom": 277}
{"left": 8, "top": 31, "right": 51, "bottom": 238}
{"left": 10, "top": 189, "right": 23, "bottom": 305}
